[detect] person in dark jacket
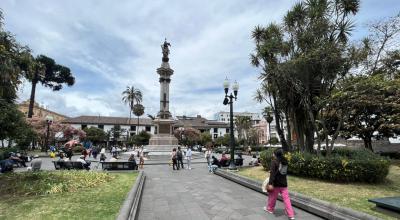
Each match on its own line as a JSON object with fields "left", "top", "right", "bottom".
{"left": 210, "top": 156, "right": 220, "bottom": 173}
{"left": 177, "top": 146, "right": 184, "bottom": 169}
{"left": 265, "top": 149, "right": 295, "bottom": 220}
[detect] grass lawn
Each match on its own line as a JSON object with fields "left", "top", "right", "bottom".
{"left": 0, "top": 171, "right": 137, "bottom": 220}
{"left": 237, "top": 165, "right": 400, "bottom": 220}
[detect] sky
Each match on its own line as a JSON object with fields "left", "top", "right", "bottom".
{"left": 1, "top": 0, "right": 399, "bottom": 119}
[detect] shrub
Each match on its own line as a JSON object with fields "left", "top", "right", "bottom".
{"left": 380, "top": 152, "right": 400, "bottom": 159}
{"left": 72, "top": 145, "right": 85, "bottom": 153}
{"left": 259, "top": 148, "right": 275, "bottom": 170}
{"left": 260, "top": 148, "right": 390, "bottom": 183}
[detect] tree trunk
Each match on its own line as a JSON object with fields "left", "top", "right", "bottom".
{"left": 137, "top": 116, "right": 140, "bottom": 135}
{"left": 317, "top": 137, "right": 321, "bottom": 156}
{"left": 1, "top": 139, "right": 4, "bottom": 148}
{"left": 328, "top": 116, "right": 343, "bottom": 156}
{"left": 305, "top": 127, "right": 315, "bottom": 153}
{"left": 285, "top": 111, "right": 292, "bottom": 151}
{"left": 272, "top": 95, "right": 289, "bottom": 152}
{"left": 28, "top": 71, "right": 38, "bottom": 118}
{"left": 364, "top": 137, "right": 373, "bottom": 151}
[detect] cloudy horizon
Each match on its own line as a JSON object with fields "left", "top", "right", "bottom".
{"left": 1, "top": 0, "right": 398, "bottom": 119}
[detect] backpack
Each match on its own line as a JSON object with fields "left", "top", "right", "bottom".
{"left": 278, "top": 163, "right": 287, "bottom": 175}
{"left": 177, "top": 150, "right": 183, "bottom": 159}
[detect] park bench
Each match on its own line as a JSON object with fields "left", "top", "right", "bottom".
{"left": 52, "top": 161, "right": 85, "bottom": 170}
{"left": 369, "top": 197, "right": 400, "bottom": 213}
{"left": 101, "top": 161, "right": 138, "bottom": 171}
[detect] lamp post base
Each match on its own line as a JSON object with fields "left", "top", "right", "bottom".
{"left": 228, "top": 160, "right": 237, "bottom": 170}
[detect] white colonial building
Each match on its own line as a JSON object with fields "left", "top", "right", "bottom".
{"left": 214, "top": 111, "right": 262, "bottom": 126}
{"left": 62, "top": 115, "right": 230, "bottom": 142}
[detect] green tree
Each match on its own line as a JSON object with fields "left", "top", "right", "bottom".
{"left": 173, "top": 127, "right": 201, "bottom": 146}
{"left": 110, "top": 125, "right": 125, "bottom": 145}
{"left": 122, "top": 86, "right": 143, "bottom": 125}
{"left": 215, "top": 134, "right": 231, "bottom": 147}
{"left": 234, "top": 116, "right": 252, "bottom": 144}
{"left": 83, "top": 127, "right": 107, "bottom": 144}
{"left": 321, "top": 14, "right": 400, "bottom": 151}
{"left": 199, "top": 132, "right": 212, "bottom": 146}
{"left": 331, "top": 74, "right": 400, "bottom": 151}
{"left": 129, "top": 131, "right": 151, "bottom": 146}
{"left": 252, "top": 0, "right": 360, "bottom": 152}
{"left": 0, "top": 100, "right": 36, "bottom": 148}
{"left": 0, "top": 10, "right": 32, "bottom": 103}
{"left": 132, "top": 104, "right": 145, "bottom": 134}
{"left": 27, "top": 55, "right": 75, "bottom": 118}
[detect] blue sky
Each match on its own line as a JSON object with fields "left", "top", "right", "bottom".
{"left": 1, "top": 0, "right": 399, "bottom": 119}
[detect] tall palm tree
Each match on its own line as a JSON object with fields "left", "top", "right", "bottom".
{"left": 122, "top": 86, "right": 142, "bottom": 126}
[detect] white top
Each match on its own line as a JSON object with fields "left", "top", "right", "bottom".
{"left": 205, "top": 150, "right": 211, "bottom": 158}
{"left": 186, "top": 149, "right": 192, "bottom": 157}
{"left": 100, "top": 148, "right": 106, "bottom": 154}
{"left": 77, "top": 158, "right": 87, "bottom": 164}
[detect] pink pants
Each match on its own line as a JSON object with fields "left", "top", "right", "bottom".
{"left": 267, "top": 187, "right": 295, "bottom": 218}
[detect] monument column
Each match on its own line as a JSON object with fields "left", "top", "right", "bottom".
{"left": 149, "top": 39, "right": 179, "bottom": 147}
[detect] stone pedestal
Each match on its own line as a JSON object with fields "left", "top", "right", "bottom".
{"left": 148, "top": 118, "right": 178, "bottom": 147}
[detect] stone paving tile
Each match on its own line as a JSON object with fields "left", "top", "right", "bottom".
{"left": 137, "top": 163, "right": 323, "bottom": 220}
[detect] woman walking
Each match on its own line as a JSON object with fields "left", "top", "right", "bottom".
{"left": 139, "top": 147, "right": 145, "bottom": 169}
{"left": 265, "top": 149, "right": 295, "bottom": 220}
{"left": 171, "top": 148, "right": 178, "bottom": 170}
{"left": 205, "top": 147, "right": 212, "bottom": 172}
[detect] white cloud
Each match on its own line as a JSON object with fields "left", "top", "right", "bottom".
{"left": 3, "top": 0, "right": 394, "bottom": 120}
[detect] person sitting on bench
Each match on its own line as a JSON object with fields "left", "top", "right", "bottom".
{"left": 76, "top": 155, "right": 90, "bottom": 170}
{"left": 30, "top": 155, "right": 42, "bottom": 171}
{"left": 210, "top": 156, "right": 221, "bottom": 173}
{"left": 220, "top": 152, "right": 230, "bottom": 167}
{"left": 128, "top": 154, "right": 138, "bottom": 170}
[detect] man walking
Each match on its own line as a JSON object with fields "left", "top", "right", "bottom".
{"left": 185, "top": 146, "right": 192, "bottom": 170}
{"left": 177, "top": 146, "right": 184, "bottom": 169}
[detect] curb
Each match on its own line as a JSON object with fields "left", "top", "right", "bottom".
{"left": 116, "top": 170, "right": 146, "bottom": 220}
{"left": 214, "top": 169, "right": 381, "bottom": 220}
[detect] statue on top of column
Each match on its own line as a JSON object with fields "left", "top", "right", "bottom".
{"left": 161, "top": 38, "right": 171, "bottom": 62}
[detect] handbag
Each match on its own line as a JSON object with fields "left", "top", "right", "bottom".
{"left": 262, "top": 177, "right": 269, "bottom": 192}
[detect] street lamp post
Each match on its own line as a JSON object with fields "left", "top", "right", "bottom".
{"left": 44, "top": 115, "right": 54, "bottom": 152}
{"left": 223, "top": 78, "right": 239, "bottom": 170}
{"left": 263, "top": 112, "right": 273, "bottom": 147}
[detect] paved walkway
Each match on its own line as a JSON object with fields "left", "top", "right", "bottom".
{"left": 138, "top": 163, "right": 322, "bottom": 220}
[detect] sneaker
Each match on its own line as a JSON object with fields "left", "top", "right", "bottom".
{"left": 288, "top": 217, "right": 295, "bottom": 220}
{"left": 263, "top": 207, "right": 273, "bottom": 214}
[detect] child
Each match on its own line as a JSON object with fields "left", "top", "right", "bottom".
{"left": 265, "top": 149, "right": 295, "bottom": 220}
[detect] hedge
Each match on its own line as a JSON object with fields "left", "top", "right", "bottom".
{"left": 260, "top": 148, "right": 390, "bottom": 183}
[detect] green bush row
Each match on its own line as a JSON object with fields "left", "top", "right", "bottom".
{"left": 260, "top": 148, "right": 390, "bottom": 183}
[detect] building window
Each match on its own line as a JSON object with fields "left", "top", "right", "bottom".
{"left": 146, "top": 126, "right": 151, "bottom": 132}
{"left": 98, "top": 124, "right": 104, "bottom": 129}
{"left": 213, "top": 128, "right": 218, "bottom": 133}
{"left": 81, "top": 124, "right": 87, "bottom": 129}
{"left": 214, "top": 134, "right": 218, "bottom": 138}
{"left": 130, "top": 125, "right": 136, "bottom": 131}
